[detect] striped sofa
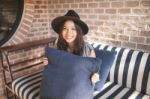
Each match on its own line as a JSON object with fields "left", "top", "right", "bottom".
{"left": 12, "top": 43, "right": 150, "bottom": 99}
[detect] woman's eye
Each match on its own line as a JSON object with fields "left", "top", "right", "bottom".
{"left": 72, "top": 28, "right": 76, "bottom": 30}
{"left": 63, "top": 27, "right": 66, "bottom": 30}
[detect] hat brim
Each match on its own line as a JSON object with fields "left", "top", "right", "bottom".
{"left": 51, "top": 16, "right": 89, "bottom": 35}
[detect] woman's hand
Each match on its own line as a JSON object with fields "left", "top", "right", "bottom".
{"left": 42, "top": 57, "right": 48, "bottom": 66}
{"left": 91, "top": 73, "right": 100, "bottom": 85}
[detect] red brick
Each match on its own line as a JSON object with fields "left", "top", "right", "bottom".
{"left": 52, "top": 0, "right": 59, "bottom": 4}
{"left": 94, "top": 0, "right": 105, "bottom": 2}
{"left": 132, "top": 9, "right": 143, "bottom": 14}
{"left": 24, "top": 14, "right": 33, "bottom": 20}
{"left": 125, "top": 1, "right": 139, "bottom": 7}
{"left": 130, "top": 36, "right": 145, "bottom": 43}
{"left": 80, "top": 15, "right": 87, "bottom": 19}
{"left": 141, "top": 1, "right": 150, "bottom": 7}
{"left": 41, "top": 5, "right": 47, "bottom": 9}
{"left": 53, "top": 10, "right": 59, "bottom": 13}
{"left": 99, "top": 2, "right": 110, "bottom": 7}
{"left": 35, "top": 5, "right": 40, "bottom": 9}
{"left": 88, "top": 15, "right": 98, "bottom": 19}
{"left": 99, "top": 15, "right": 109, "bottom": 20}
{"left": 13, "top": 37, "right": 22, "bottom": 44}
{"left": 25, "top": 9, "right": 34, "bottom": 15}
{"left": 60, "top": 0, "right": 66, "bottom": 3}
{"left": 71, "top": 4, "right": 78, "bottom": 8}
{"left": 37, "top": 10, "right": 43, "bottom": 13}
{"left": 146, "top": 38, "right": 150, "bottom": 44}
{"left": 121, "top": 42, "right": 136, "bottom": 49}
{"left": 21, "top": 24, "right": 29, "bottom": 30}
{"left": 85, "top": 20, "right": 94, "bottom": 25}
{"left": 88, "top": 3, "right": 98, "bottom": 8}
{"left": 60, "top": 9, "right": 66, "bottom": 13}
{"left": 85, "top": 0, "right": 93, "bottom": 2}
{"left": 111, "top": 2, "right": 123, "bottom": 8}
{"left": 26, "top": 0, "right": 33, "bottom": 3}
{"left": 105, "top": 33, "right": 116, "bottom": 40}
{"left": 43, "top": 1, "right": 48, "bottom": 4}
{"left": 36, "top": 1, "right": 42, "bottom": 4}
{"left": 19, "top": 28, "right": 27, "bottom": 34}
{"left": 94, "top": 21, "right": 103, "bottom": 26}
{"left": 105, "top": 22, "right": 115, "bottom": 27}
{"left": 75, "top": 0, "right": 83, "bottom": 3}
{"left": 38, "top": 19, "right": 45, "bottom": 22}
{"left": 48, "top": 1, "right": 51, "bottom": 4}
{"left": 109, "top": 15, "right": 119, "bottom": 20}
{"left": 75, "top": 9, "right": 84, "bottom": 13}
{"left": 79, "top": 3, "right": 87, "bottom": 8}
{"left": 125, "top": 30, "right": 137, "bottom": 36}
{"left": 66, "top": 0, "right": 74, "bottom": 3}
{"left": 118, "top": 35, "right": 129, "bottom": 41}
{"left": 139, "top": 31, "right": 150, "bottom": 37}
{"left": 89, "top": 26, "right": 98, "bottom": 31}
{"left": 49, "top": 5, "right": 55, "bottom": 9}
{"left": 94, "top": 32, "right": 104, "bottom": 37}
{"left": 26, "top": 4, "right": 34, "bottom": 9}
{"left": 105, "top": 9, "right": 116, "bottom": 14}
{"left": 56, "top": 4, "right": 62, "bottom": 8}
{"left": 137, "top": 44, "right": 150, "bottom": 51}
{"left": 84, "top": 9, "right": 93, "bottom": 13}
{"left": 63, "top": 4, "right": 69, "bottom": 8}
{"left": 23, "top": 19, "right": 32, "bottom": 25}
{"left": 118, "top": 8, "right": 131, "bottom": 14}
{"left": 109, "top": 40, "right": 121, "bottom": 47}
{"left": 94, "top": 9, "right": 104, "bottom": 14}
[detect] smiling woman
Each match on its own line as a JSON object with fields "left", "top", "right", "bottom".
{"left": 0, "top": 0, "right": 24, "bottom": 46}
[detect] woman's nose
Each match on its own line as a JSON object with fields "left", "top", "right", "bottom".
{"left": 66, "top": 29, "right": 72, "bottom": 34}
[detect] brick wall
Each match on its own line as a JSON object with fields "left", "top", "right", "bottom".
{"left": 0, "top": 0, "right": 150, "bottom": 96}
{"left": 48, "top": 0, "right": 150, "bottom": 52}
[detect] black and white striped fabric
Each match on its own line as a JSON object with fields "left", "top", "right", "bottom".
{"left": 12, "top": 71, "right": 42, "bottom": 99}
{"left": 12, "top": 43, "right": 150, "bottom": 99}
{"left": 91, "top": 43, "right": 150, "bottom": 98}
{"left": 93, "top": 81, "right": 150, "bottom": 99}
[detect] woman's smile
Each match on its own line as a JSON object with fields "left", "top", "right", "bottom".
{"left": 62, "top": 20, "right": 77, "bottom": 44}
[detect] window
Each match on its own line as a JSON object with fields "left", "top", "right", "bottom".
{"left": 0, "top": 0, "right": 24, "bottom": 46}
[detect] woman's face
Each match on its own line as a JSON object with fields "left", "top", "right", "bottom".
{"left": 61, "top": 20, "right": 77, "bottom": 44}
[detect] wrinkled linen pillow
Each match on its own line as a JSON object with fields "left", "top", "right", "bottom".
{"left": 40, "top": 47, "right": 102, "bottom": 99}
{"left": 94, "top": 49, "right": 116, "bottom": 91}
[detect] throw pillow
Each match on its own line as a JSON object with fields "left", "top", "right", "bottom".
{"left": 40, "top": 47, "right": 102, "bottom": 99}
{"left": 94, "top": 49, "right": 116, "bottom": 91}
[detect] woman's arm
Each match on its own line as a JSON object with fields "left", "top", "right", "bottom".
{"left": 43, "top": 38, "right": 58, "bottom": 66}
{"left": 90, "top": 49, "right": 96, "bottom": 57}
{"left": 90, "top": 50, "right": 100, "bottom": 85}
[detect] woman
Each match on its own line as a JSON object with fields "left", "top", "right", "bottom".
{"left": 43, "top": 10, "right": 100, "bottom": 85}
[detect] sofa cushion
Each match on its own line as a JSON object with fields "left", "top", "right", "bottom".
{"left": 94, "top": 81, "right": 150, "bottom": 99}
{"left": 40, "top": 47, "right": 102, "bottom": 99}
{"left": 12, "top": 71, "right": 42, "bottom": 99}
{"left": 92, "top": 43, "right": 150, "bottom": 95}
{"left": 94, "top": 49, "right": 116, "bottom": 91}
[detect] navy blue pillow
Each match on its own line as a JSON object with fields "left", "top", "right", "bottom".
{"left": 40, "top": 47, "right": 102, "bottom": 99}
{"left": 94, "top": 49, "right": 116, "bottom": 91}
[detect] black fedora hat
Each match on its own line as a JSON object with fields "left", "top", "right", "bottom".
{"left": 51, "top": 10, "right": 89, "bottom": 35}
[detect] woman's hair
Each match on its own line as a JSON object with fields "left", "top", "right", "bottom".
{"left": 57, "top": 20, "right": 85, "bottom": 56}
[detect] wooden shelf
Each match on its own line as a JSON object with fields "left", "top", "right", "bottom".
{"left": 0, "top": 37, "right": 56, "bottom": 52}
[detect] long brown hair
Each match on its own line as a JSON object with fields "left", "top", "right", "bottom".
{"left": 57, "top": 20, "right": 85, "bottom": 56}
